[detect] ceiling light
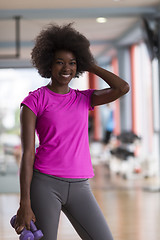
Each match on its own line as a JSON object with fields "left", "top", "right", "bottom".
{"left": 96, "top": 17, "right": 107, "bottom": 23}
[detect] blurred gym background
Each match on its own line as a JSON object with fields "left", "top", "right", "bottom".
{"left": 0, "top": 1, "right": 160, "bottom": 240}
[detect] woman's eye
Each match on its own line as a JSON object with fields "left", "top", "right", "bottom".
{"left": 56, "top": 61, "right": 63, "bottom": 65}
{"left": 70, "top": 62, "right": 76, "bottom": 65}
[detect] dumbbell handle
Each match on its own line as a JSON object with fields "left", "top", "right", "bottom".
{"left": 10, "top": 216, "right": 34, "bottom": 240}
{"left": 10, "top": 215, "right": 43, "bottom": 240}
{"left": 11, "top": 215, "right": 36, "bottom": 231}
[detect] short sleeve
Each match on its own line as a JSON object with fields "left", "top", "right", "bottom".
{"left": 20, "top": 90, "right": 40, "bottom": 116}
{"left": 79, "top": 89, "right": 95, "bottom": 111}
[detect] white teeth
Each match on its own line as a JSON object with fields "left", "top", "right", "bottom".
{"left": 61, "top": 74, "right": 70, "bottom": 78}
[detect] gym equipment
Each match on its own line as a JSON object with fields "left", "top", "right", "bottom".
{"left": 10, "top": 215, "right": 43, "bottom": 240}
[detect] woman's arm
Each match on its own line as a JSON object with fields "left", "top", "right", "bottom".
{"left": 15, "top": 105, "right": 37, "bottom": 234}
{"left": 89, "top": 64, "right": 130, "bottom": 107}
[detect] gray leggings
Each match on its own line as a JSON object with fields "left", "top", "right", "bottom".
{"left": 30, "top": 171, "right": 114, "bottom": 240}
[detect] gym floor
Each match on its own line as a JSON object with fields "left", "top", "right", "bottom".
{"left": 0, "top": 163, "right": 160, "bottom": 240}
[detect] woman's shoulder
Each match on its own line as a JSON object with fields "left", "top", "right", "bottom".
{"left": 26, "top": 86, "right": 46, "bottom": 99}
{"left": 75, "top": 89, "right": 95, "bottom": 97}
{"left": 29, "top": 85, "right": 46, "bottom": 94}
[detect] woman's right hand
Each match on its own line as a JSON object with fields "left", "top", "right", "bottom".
{"left": 14, "top": 203, "right": 36, "bottom": 234}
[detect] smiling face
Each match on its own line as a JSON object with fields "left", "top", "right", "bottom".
{"left": 51, "top": 50, "right": 77, "bottom": 87}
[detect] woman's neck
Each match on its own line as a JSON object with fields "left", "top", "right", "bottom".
{"left": 47, "top": 83, "right": 70, "bottom": 94}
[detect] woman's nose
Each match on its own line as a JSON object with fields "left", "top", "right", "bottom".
{"left": 63, "top": 63, "right": 70, "bottom": 70}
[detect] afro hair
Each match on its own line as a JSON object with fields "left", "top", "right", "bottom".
{"left": 31, "top": 23, "right": 95, "bottom": 78}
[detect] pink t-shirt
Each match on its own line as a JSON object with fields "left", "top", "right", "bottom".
{"left": 21, "top": 86, "right": 95, "bottom": 178}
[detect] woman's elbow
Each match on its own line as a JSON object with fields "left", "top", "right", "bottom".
{"left": 121, "top": 83, "right": 130, "bottom": 95}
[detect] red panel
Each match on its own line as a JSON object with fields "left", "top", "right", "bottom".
{"left": 88, "top": 72, "right": 101, "bottom": 140}
{"left": 111, "top": 58, "right": 121, "bottom": 136}
{"left": 130, "top": 45, "right": 137, "bottom": 134}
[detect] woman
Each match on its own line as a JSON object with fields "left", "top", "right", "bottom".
{"left": 14, "top": 23, "right": 129, "bottom": 240}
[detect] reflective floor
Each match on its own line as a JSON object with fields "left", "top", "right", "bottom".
{"left": 0, "top": 163, "right": 160, "bottom": 240}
